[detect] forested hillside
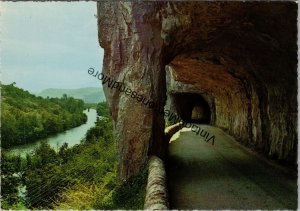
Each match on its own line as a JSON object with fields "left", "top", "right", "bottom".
{"left": 1, "top": 83, "right": 87, "bottom": 148}
{"left": 1, "top": 101, "right": 146, "bottom": 210}
{"left": 38, "top": 87, "right": 105, "bottom": 103}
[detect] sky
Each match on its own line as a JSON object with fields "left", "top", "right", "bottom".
{"left": 1, "top": 2, "right": 104, "bottom": 93}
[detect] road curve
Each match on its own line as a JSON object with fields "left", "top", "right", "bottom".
{"left": 167, "top": 125, "right": 297, "bottom": 209}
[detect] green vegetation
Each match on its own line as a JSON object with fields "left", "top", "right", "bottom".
{"left": 108, "top": 169, "right": 148, "bottom": 210}
{"left": 1, "top": 152, "right": 26, "bottom": 209}
{"left": 96, "top": 101, "right": 110, "bottom": 118}
{"left": 1, "top": 83, "right": 87, "bottom": 148}
{"left": 38, "top": 87, "right": 105, "bottom": 103}
{"left": 1, "top": 100, "right": 147, "bottom": 210}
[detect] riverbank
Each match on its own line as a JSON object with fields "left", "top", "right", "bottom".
{"left": 7, "top": 109, "right": 97, "bottom": 157}
{"left": 1, "top": 106, "right": 116, "bottom": 210}
{"left": 2, "top": 84, "right": 89, "bottom": 148}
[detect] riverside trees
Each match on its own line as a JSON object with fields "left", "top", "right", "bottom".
{"left": 1, "top": 102, "right": 115, "bottom": 209}
{"left": 2, "top": 101, "right": 146, "bottom": 210}
{"left": 1, "top": 83, "right": 87, "bottom": 148}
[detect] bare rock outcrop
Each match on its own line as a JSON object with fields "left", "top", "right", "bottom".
{"left": 97, "top": 2, "right": 297, "bottom": 181}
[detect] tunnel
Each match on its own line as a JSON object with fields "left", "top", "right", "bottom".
{"left": 97, "top": 1, "right": 297, "bottom": 182}
{"left": 171, "top": 93, "right": 211, "bottom": 124}
{"left": 98, "top": 2, "right": 297, "bottom": 209}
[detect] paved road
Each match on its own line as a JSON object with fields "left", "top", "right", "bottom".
{"left": 167, "top": 125, "right": 297, "bottom": 209}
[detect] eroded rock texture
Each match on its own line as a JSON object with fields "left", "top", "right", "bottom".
{"left": 97, "top": 2, "right": 297, "bottom": 181}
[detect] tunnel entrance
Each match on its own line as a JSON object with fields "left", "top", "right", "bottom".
{"left": 172, "top": 93, "right": 211, "bottom": 124}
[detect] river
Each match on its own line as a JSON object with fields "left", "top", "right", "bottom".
{"left": 8, "top": 109, "right": 98, "bottom": 157}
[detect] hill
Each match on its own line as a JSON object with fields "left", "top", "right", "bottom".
{"left": 1, "top": 83, "right": 87, "bottom": 148}
{"left": 38, "top": 87, "right": 105, "bottom": 103}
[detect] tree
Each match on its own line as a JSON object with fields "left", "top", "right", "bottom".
{"left": 59, "top": 143, "right": 70, "bottom": 164}
{"left": 97, "top": 102, "right": 110, "bottom": 117}
{"left": 1, "top": 152, "right": 24, "bottom": 208}
{"left": 1, "top": 105, "right": 18, "bottom": 147}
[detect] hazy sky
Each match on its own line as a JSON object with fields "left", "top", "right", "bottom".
{"left": 1, "top": 2, "right": 104, "bottom": 93}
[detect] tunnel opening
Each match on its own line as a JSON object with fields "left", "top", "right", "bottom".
{"left": 172, "top": 93, "right": 211, "bottom": 124}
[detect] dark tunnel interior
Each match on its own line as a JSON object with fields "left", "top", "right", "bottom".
{"left": 172, "top": 93, "right": 211, "bottom": 124}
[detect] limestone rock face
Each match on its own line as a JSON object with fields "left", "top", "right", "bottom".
{"left": 97, "top": 2, "right": 297, "bottom": 181}
{"left": 97, "top": 2, "right": 166, "bottom": 182}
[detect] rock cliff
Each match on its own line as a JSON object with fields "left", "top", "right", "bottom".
{"left": 97, "top": 2, "right": 297, "bottom": 182}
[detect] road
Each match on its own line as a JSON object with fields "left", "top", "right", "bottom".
{"left": 167, "top": 125, "right": 297, "bottom": 209}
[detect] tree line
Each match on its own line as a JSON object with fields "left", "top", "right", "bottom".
{"left": 1, "top": 101, "right": 147, "bottom": 210}
{"left": 1, "top": 100, "right": 114, "bottom": 209}
{"left": 1, "top": 83, "right": 87, "bottom": 148}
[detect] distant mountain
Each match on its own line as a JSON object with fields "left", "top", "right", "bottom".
{"left": 38, "top": 87, "right": 105, "bottom": 103}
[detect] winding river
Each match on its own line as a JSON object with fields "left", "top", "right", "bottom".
{"left": 8, "top": 109, "right": 98, "bottom": 157}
